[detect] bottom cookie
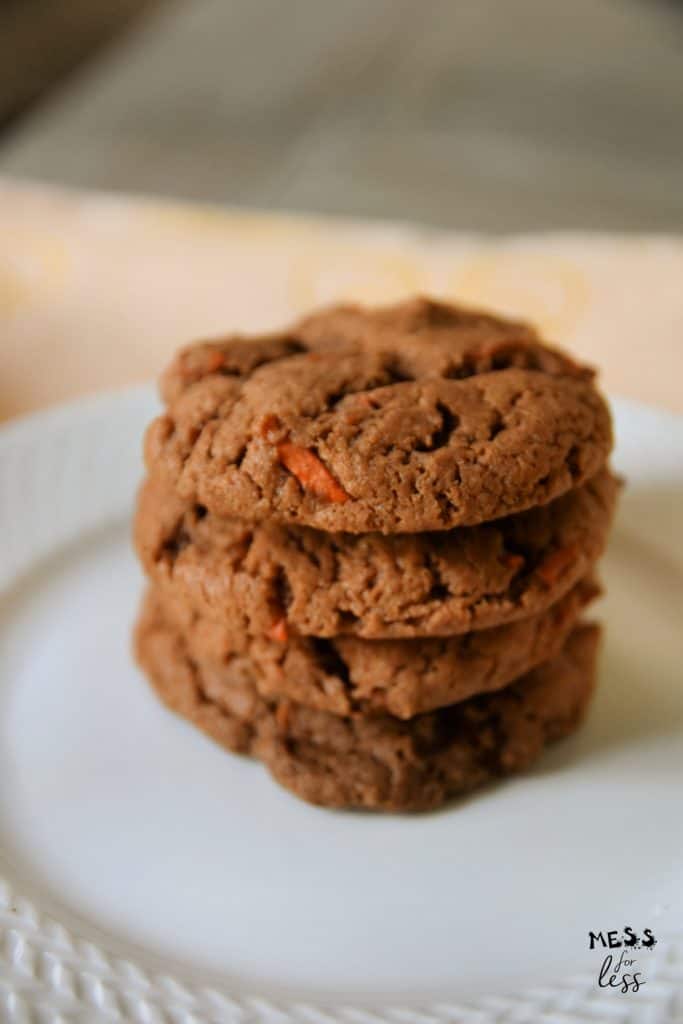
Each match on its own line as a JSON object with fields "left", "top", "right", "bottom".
{"left": 134, "top": 592, "right": 600, "bottom": 812}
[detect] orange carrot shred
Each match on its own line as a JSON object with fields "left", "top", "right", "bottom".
{"left": 205, "top": 350, "right": 225, "bottom": 373}
{"left": 268, "top": 618, "right": 289, "bottom": 643}
{"left": 536, "top": 544, "right": 579, "bottom": 586}
{"left": 277, "top": 442, "right": 349, "bottom": 503}
{"left": 501, "top": 553, "right": 524, "bottom": 573}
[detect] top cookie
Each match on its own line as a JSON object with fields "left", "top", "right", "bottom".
{"left": 145, "top": 297, "right": 613, "bottom": 533}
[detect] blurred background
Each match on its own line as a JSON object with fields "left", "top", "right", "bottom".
{"left": 1, "top": 0, "right": 682, "bottom": 231}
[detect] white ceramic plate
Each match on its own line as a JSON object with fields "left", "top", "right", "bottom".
{"left": 0, "top": 388, "right": 681, "bottom": 1024}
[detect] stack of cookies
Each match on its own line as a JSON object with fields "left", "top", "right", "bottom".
{"left": 134, "top": 298, "right": 618, "bottom": 812}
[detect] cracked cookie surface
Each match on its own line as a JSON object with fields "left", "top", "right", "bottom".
{"left": 135, "top": 469, "right": 618, "bottom": 639}
{"left": 144, "top": 298, "right": 612, "bottom": 533}
{"left": 149, "top": 576, "right": 598, "bottom": 718}
{"left": 135, "top": 591, "right": 600, "bottom": 812}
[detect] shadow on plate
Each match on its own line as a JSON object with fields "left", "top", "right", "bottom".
{"left": 529, "top": 483, "right": 683, "bottom": 776}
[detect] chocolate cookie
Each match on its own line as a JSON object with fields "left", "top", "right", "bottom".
{"left": 151, "top": 576, "right": 598, "bottom": 718}
{"left": 135, "top": 469, "right": 618, "bottom": 639}
{"left": 135, "top": 591, "right": 600, "bottom": 812}
{"left": 144, "top": 298, "right": 612, "bottom": 533}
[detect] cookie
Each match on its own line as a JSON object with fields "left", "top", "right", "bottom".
{"left": 135, "top": 468, "right": 618, "bottom": 639}
{"left": 150, "top": 576, "right": 598, "bottom": 718}
{"left": 135, "top": 591, "right": 600, "bottom": 812}
{"left": 144, "top": 297, "right": 612, "bottom": 533}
